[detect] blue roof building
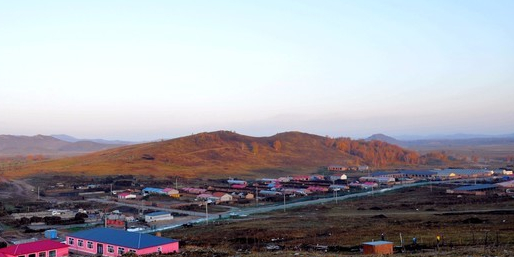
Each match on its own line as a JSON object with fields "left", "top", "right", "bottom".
{"left": 142, "top": 187, "right": 165, "bottom": 195}
{"left": 66, "top": 228, "right": 179, "bottom": 256}
{"left": 453, "top": 184, "right": 497, "bottom": 191}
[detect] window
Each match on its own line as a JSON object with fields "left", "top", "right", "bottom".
{"left": 87, "top": 241, "right": 93, "bottom": 249}
{"left": 107, "top": 245, "right": 114, "bottom": 253}
{"left": 118, "top": 247, "right": 125, "bottom": 255}
{"left": 129, "top": 249, "right": 136, "bottom": 253}
{"left": 18, "top": 255, "right": 25, "bottom": 257}
{"left": 157, "top": 247, "right": 162, "bottom": 253}
{"left": 78, "top": 239, "right": 83, "bottom": 247}
{"left": 49, "top": 251, "right": 56, "bottom": 257}
{"left": 29, "top": 254, "right": 35, "bottom": 257}
{"left": 39, "top": 252, "right": 46, "bottom": 257}
{"left": 68, "top": 238, "right": 74, "bottom": 245}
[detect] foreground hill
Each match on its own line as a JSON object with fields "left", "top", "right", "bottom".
{"left": 5, "top": 131, "right": 442, "bottom": 178}
{"left": 0, "top": 134, "right": 124, "bottom": 157}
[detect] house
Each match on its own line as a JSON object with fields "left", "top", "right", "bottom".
{"left": 329, "top": 174, "right": 347, "bottom": 181}
{"left": 359, "top": 176, "right": 395, "bottom": 184}
{"left": 66, "top": 227, "right": 179, "bottom": 256}
{"left": 231, "top": 184, "right": 247, "bottom": 189}
{"left": 292, "top": 175, "right": 310, "bottom": 181}
{"left": 162, "top": 188, "right": 180, "bottom": 198}
{"left": 259, "top": 190, "right": 282, "bottom": 196}
{"left": 362, "top": 241, "right": 393, "bottom": 255}
{"left": 142, "top": 187, "right": 165, "bottom": 196}
{"left": 447, "top": 184, "right": 497, "bottom": 195}
{"left": 277, "top": 177, "right": 291, "bottom": 182}
{"left": 401, "top": 170, "right": 437, "bottom": 179}
{"left": 327, "top": 165, "right": 346, "bottom": 171}
{"left": 212, "top": 192, "right": 233, "bottom": 202}
{"left": 0, "top": 240, "right": 68, "bottom": 257}
{"left": 227, "top": 179, "right": 247, "bottom": 185}
{"left": 144, "top": 211, "right": 173, "bottom": 223}
{"left": 372, "top": 171, "right": 403, "bottom": 179}
{"left": 117, "top": 192, "right": 137, "bottom": 200}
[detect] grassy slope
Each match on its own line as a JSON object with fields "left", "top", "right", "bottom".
{"left": 4, "top": 131, "right": 421, "bottom": 179}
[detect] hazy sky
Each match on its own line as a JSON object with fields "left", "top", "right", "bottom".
{"left": 1, "top": 0, "right": 513, "bottom": 141}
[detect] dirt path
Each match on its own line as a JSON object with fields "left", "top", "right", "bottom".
{"left": 0, "top": 176, "right": 36, "bottom": 199}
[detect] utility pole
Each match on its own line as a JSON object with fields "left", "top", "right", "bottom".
{"left": 255, "top": 187, "right": 259, "bottom": 206}
{"left": 37, "top": 186, "right": 40, "bottom": 200}
{"left": 283, "top": 193, "right": 286, "bottom": 212}
{"left": 175, "top": 177, "right": 178, "bottom": 189}
{"left": 205, "top": 201, "right": 209, "bottom": 225}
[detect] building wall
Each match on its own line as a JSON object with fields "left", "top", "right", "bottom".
{"left": 363, "top": 243, "right": 393, "bottom": 255}
{"left": 136, "top": 242, "right": 179, "bottom": 255}
{"left": 145, "top": 214, "right": 173, "bottom": 223}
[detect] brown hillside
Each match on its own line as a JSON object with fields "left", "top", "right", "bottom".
{"left": 3, "top": 131, "right": 433, "bottom": 179}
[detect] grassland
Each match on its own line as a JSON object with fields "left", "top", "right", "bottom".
{"left": 163, "top": 185, "right": 514, "bottom": 256}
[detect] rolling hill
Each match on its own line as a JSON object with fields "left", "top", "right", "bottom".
{"left": 0, "top": 134, "right": 124, "bottom": 157}
{"left": 3, "top": 131, "right": 430, "bottom": 179}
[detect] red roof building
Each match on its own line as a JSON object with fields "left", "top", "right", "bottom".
{"left": 0, "top": 240, "right": 69, "bottom": 257}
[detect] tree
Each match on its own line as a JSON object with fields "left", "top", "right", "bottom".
{"left": 251, "top": 142, "right": 259, "bottom": 155}
{"left": 273, "top": 140, "right": 282, "bottom": 152}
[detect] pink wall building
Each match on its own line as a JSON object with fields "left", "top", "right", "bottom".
{"left": 66, "top": 228, "right": 178, "bottom": 257}
{"left": 0, "top": 240, "right": 68, "bottom": 257}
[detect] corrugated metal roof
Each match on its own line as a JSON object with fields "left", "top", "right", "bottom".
{"left": 453, "top": 184, "right": 497, "bottom": 191}
{"left": 69, "top": 228, "right": 177, "bottom": 249}
{"left": 402, "top": 170, "right": 437, "bottom": 176}
{"left": 437, "top": 169, "right": 494, "bottom": 176}
{"left": 145, "top": 211, "right": 170, "bottom": 217}
{"left": 362, "top": 240, "right": 393, "bottom": 246}
{"left": 0, "top": 240, "right": 68, "bottom": 255}
{"left": 142, "top": 187, "right": 164, "bottom": 193}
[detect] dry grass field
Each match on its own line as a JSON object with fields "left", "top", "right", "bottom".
{"left": 163, "top": 185, "right": 514, "bottom": 256}
{"left": 1, "top": 131, "right": 440, "bottom": 179}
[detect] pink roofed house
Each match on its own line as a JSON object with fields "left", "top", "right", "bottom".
{"left": 0, "top": 240, "right": 68, "bottom": 257}
{"left": 117, "top": 192, "right": 136, "bottom": 199}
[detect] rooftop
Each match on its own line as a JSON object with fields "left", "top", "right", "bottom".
{"left": 453, "top": 184, "right": 497, "bottom": 191}
{"left": 145, "top": 211, "right": 171, "bottom": 217}
{"left": 362, "top": 240, "right": 393, "bottom": 246}
{"left": 69, "top": 228, "right": 177, "bottom": 249}
{"left": 0, "top": 240, "right": 68, "bottom": 255}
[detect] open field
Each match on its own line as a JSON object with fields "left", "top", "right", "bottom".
{"left": 163, "top": 185, "right": 514, "bottom": 256}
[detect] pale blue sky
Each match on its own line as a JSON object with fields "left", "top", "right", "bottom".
{"left": 1, "top": 0, "right": 513, "bottom": 140}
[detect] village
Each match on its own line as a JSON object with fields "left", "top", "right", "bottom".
{"left": 1, "top": 165, "right": 513, "bottom": 256}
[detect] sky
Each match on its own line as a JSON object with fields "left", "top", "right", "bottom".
{"left": 1, "top": 0, "right": 513, "bottom": 141}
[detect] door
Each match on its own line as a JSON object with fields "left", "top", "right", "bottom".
{"left": 97, "top": 243, "right": 103, "bottom": 254}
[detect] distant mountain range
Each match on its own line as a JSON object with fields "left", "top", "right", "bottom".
{"left": 51, "top": 134, "right": 135, "bottom": 145}
{"left": 0, "top": 134, "right": 127, "bottom": 156}
{"left": 392, "top": 133, "right": 514, "bottom": 141}
{"left": 366, "top": 133, "right": 514, "bottom": 158}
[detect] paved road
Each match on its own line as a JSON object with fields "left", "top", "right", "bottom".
{"left": 87, "top": 198, "right": 207, "bottom": 216}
